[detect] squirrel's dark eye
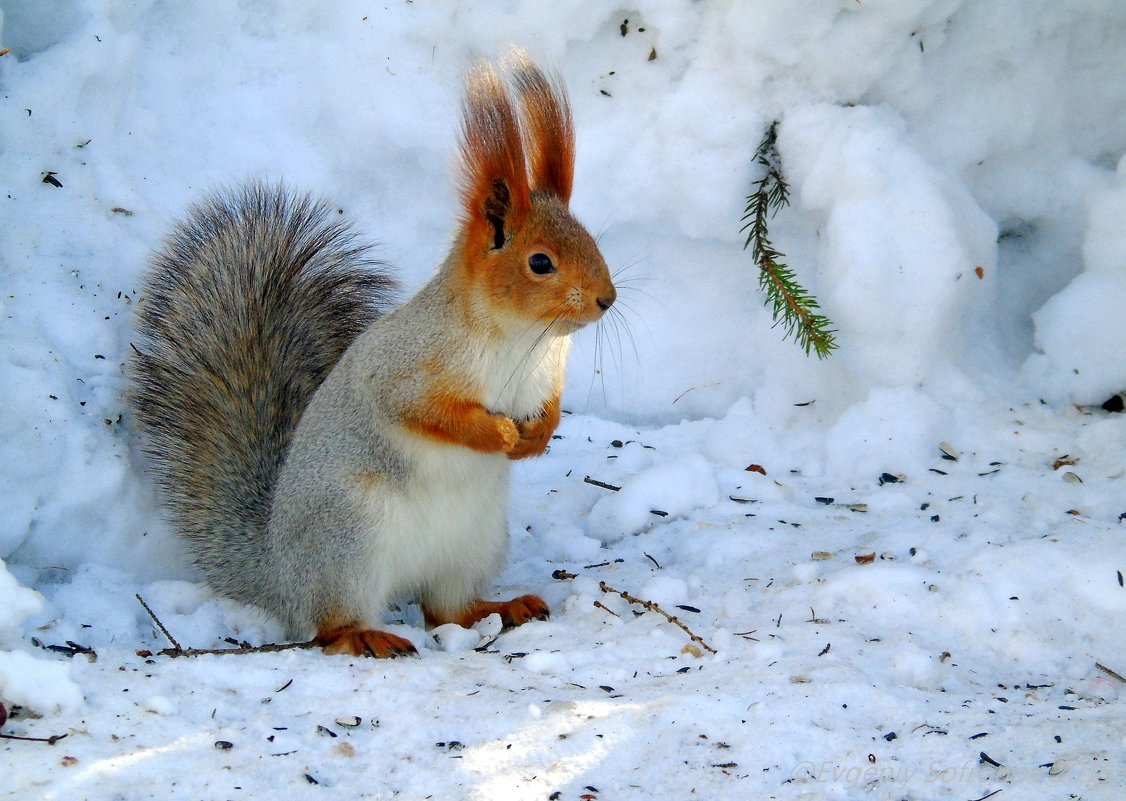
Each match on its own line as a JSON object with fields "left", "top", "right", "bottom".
{"left": 528, "top": 253, "right": 555, "bottom": 275}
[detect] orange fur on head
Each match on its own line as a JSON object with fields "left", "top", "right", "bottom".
{"left": 459, "top": 63, "right": 532, "bottom": 254}
{"left": 508, "top": 52, "right": 575, "bottom": 203}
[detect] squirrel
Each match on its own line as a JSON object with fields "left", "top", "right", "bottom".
{"left": 129, "top": 53, "right": 616, "bottom": 657}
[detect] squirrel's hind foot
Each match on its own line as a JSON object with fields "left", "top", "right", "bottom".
{"left": 316, "top": 625, "right": 418, "bottom": 658}
{"left": 423, "top": 594, "right": 550, "bottom": 630}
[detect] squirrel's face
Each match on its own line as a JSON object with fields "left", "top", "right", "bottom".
{"left": 474, "top": 194, "right": 615, "bottom": 335}
{"left": 455, "top": 54, "right": 614, "bottom": 336}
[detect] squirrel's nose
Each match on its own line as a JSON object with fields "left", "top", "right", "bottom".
{"left": 596, "top": 286, "right": 616, "bottom": 312}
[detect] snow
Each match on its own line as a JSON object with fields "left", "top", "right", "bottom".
{"left": 588, "top": 452, "right": 720, "bottom": 542}
{"left": 1023, "top": 156, "right": 1126, "bottom": 403}
{"left": 2, "top": 1, "right": 1125, "bottom": 799}
{"left": 0, "top": 649, "right": 83, "bottom": 716}
{"left": 0, "top": 559, "right": 82, "bottom": 716}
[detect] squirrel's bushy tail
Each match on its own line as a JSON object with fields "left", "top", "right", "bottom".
{"left": 130, "top": 182, "right": 397, "bottom": 574}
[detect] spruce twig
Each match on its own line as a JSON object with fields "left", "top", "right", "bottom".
{"left": 741, "top": 121, "right": 837, "bottom": 358}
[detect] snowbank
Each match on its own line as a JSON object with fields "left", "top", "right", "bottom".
{"left": 2, "top": 1, "right": 1125, "bottom": 575}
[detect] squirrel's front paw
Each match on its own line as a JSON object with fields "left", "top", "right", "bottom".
{"left": 496, "top": 594, "right": 551, "bottom": 627}
{"left": 506, "top": 416, "right": 553, "bottom": 460}
{"left": 493, "top": 415, "right": 521, "bottom": 453}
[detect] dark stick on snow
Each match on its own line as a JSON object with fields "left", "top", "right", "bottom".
{"left": 158, "top": 640, "right": 319, "bottom": 658}
{"left": 968, "top": 790, "right": 1003, "bottom": 801}
{"left": 598, "top": 580, "right": 717, "bottom": 655}
{"left": 593, "top": 600, "right": 621, "bottom": 618}
{"left": 137, "top": 593, "right": 318, "bottom": 658}
{"left": 583, "top": 476, "right": 621, "bottom": 492}
{"left": 1096, "top": 662, "right": 1126, "bottom": 685}
{"left": 136, "top": 593, "right": 183, "bottom": 652}
{"left": 978, "top": 752, "right": 1003, "bottom": 768}
{"left": 0, "top": 732, "right": 69, "bottom": 745}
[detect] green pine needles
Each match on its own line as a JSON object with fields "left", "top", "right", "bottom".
{"left": 741, "top": 121, "right": 837, "bottom": 358}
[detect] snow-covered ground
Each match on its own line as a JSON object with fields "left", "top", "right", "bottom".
{"left": 2, "top": 2, "right": 1125, "bottom": 799}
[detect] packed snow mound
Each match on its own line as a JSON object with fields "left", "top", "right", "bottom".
{"left": 588, "top": 453, "right": 720, "bottom": 542}
{"left": 1025, "top": 156, "right": 1126, "bottom": 404}
{"left": 781, "top": 103, "right": 997, "bottom": 388}
{"left": 0, "top": 559, "right": 42, "bottom": 641}
{"left": 0, "top": 559, "right": 82, "bottom": 716}
{"left": 0, "top": 650, "right": 83, "bottom": 716}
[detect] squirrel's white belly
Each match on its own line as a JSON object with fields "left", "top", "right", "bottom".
{"left": 348, "top": 332, "right": 568, "bottom": 621}
{"left": 354, "top": 437, "right": 510, "bottom": 617}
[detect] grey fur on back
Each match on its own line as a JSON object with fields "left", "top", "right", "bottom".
{"left": 129, "top": 182, "right": 398, "bottom": 590}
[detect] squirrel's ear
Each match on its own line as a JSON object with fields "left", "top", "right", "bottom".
{"left": 459, "top": 62, "right": 531, "bottom": 252}
{"left": 509, "top": 51, "right": 574, "bottom": 204}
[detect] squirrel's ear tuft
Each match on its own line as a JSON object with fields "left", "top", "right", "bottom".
{"left": 508, "top": 50, "right": 574, "bottom": 204}
{"left": 459, "top": 62, "right": 531, "bottom": 252}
